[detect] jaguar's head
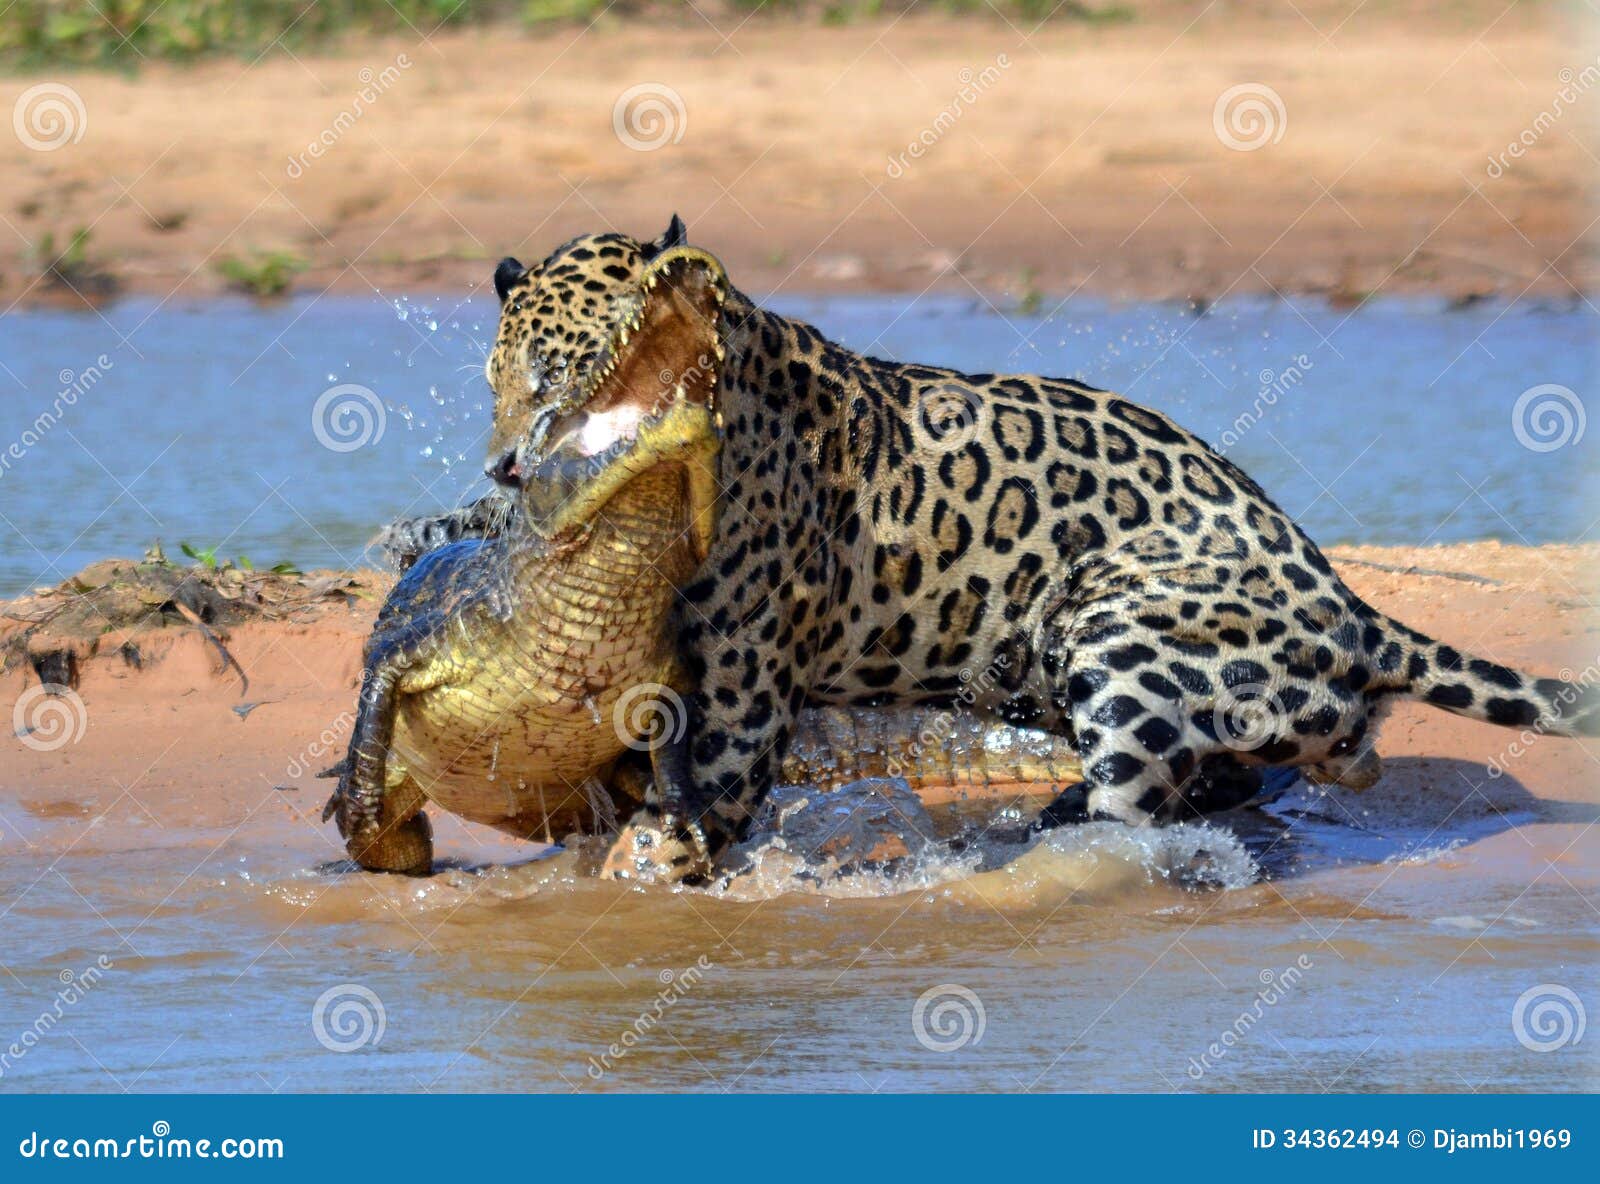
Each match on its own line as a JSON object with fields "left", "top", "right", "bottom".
{"left": 486, "top": 217, "right": 728, "bottom": 560}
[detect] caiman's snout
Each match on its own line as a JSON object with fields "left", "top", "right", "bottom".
{"left": 487, "top": 446, "right": 523, "bottom": 488}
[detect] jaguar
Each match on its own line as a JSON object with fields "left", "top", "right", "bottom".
{"left": 384, "top": 215, "right": 1598, "bottom": 880}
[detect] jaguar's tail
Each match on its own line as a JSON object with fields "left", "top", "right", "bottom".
{"left": 1380, "top": 613, "right": 1600, "bottom": 738}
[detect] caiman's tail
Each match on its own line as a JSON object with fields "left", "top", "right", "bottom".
{"left": 1376, "top": 613, "right": 1600, "bottom": 738}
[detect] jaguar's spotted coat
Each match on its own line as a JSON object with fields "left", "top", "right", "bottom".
{"left": 388, "top": 216, "right": 1599, "bottom": 878}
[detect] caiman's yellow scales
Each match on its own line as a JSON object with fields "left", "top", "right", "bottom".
{"left": 326, "top": 246, "right": 1083, "bottom": 875}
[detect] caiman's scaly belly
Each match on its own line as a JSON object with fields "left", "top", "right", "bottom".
{"left": 387, "top": 471, "right": 694, "bottom": 838}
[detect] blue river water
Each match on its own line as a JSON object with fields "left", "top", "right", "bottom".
{"left": 0, "top": 291, "right": 1593, "bottom": 595}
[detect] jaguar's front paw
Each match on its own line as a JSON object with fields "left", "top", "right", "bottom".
{"left": 602, "top": 814, "right": 713, "bottom": 885}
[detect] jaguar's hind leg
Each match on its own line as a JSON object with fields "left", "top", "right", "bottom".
{"left": 1034, "top": 586, "right": 1233, "bottom": 829}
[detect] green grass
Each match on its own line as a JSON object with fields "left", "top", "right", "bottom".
{"left": 32, "top": 225, "right": 118, "bottom": 295}
{"left": 179, "top": 542, "right": 300, "bottom": 575}
{"left": 216, "top": 249, "right": 307, "bottom": 298}
{"left": 1, "top": 1, "right": 489, "bottom": 67}
{"left": 2, "top": 1, "right": 1135, "bottom": 67}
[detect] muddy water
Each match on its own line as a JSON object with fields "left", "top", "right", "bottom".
{"left": 2, "top": 769, "right": 1596, "bottom": 1093}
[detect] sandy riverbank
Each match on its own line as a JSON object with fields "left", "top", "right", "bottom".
{"left": 2, "top": 542, "right": 1595, "bottom": 866}
{"left": 2, "top": 2, "right": 1593, "bottom": 310}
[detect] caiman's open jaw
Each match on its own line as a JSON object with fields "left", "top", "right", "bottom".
{"left": 513, "top": 247, "right": 729, "bottom": 561}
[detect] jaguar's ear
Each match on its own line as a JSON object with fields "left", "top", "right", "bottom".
{"left": 641, "top": 214, "right": 687, "bottom": 260}
{"left": 493, "top": 256, "right": 525, "bottom": 303}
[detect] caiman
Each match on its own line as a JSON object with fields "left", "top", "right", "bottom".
{"left": 324, "top": 246, "right": 1091, "bottom": 875}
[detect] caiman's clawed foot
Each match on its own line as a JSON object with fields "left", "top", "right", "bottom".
{"left": 344, "top": 809, "right": 434, "bottom": 876}
{"left": 372, "top": 490, "right": 516, "bottom": 571}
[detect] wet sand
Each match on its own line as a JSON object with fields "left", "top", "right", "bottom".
{"left": 2, "top": 542, "right": 1597, "bottom": 1092}
{"left": 3, "top": 3, "right": 1593, "bottom": 310}
{"left": 4, "top": 542, "right": 1596, "bottom": 849}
